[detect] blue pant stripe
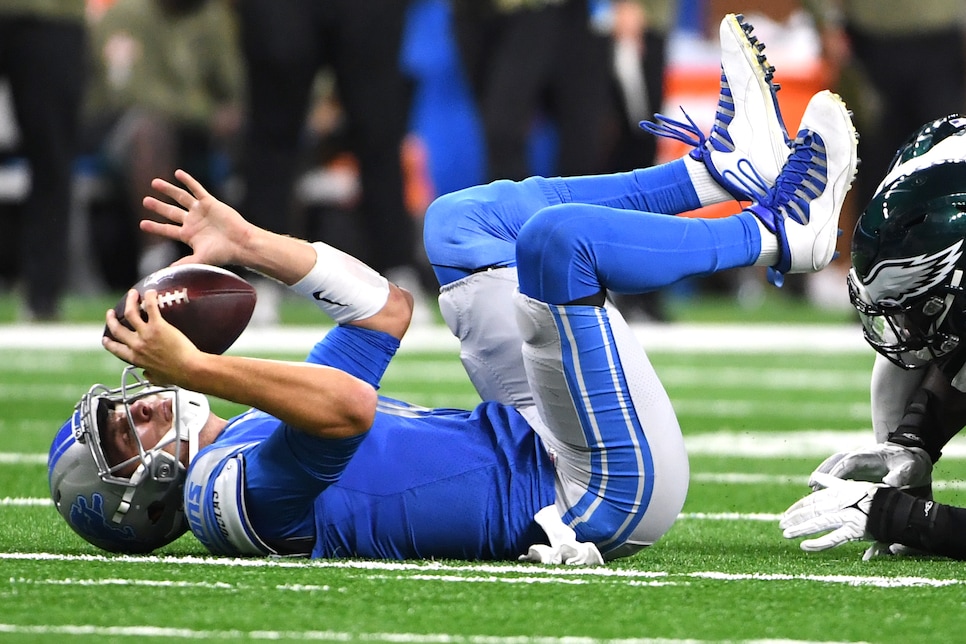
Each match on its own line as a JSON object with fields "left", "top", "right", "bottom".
{"left": 556, "top": 307, "right": 609, "bottom": 524}
{"left": 587, "top": 315, "right": 655, "bottom": 552}
{"left": 551, "top": 306, "right": 656, "bottom": 550}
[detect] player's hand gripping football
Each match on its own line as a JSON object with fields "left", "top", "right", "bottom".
{"left": 141, "top": 168, "right": 252, "bottom": 268}
{"left": 102, "top": 288, "right": 202, "bottom": 387}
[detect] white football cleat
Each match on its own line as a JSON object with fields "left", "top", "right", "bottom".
{"left": 642, "top": 13, "right": 790, "bottom": 201}
{"left": 747, "top": 90, "right": 859, "bottom": 286}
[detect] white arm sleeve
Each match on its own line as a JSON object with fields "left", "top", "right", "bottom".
{"left": 289, "top": 241, "right": 390, "bottom": 324}
{"left": 870, "top": 353, "right": 928, "bottom": 442}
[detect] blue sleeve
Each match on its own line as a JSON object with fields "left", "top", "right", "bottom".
{"left": 424, "top": 161, "right": 700, "bottom": 285}
{"left": 538, "top": 161, "right": 700, "bottom": 214}
{"left": 423, "top": 177, "right": 560, "bottom": 284}
{"left": 304, "top": 325, "right": 400, "bottom": 388}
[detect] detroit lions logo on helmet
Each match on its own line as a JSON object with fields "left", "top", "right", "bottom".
{"left": 69, "top": 493, "right": 137, "bottom": 543}
{"left": 862, "top": 239, "right": 964, "bottom": 305}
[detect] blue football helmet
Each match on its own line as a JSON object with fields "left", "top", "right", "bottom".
{"left": 48, "top": 366, "right": 210, "bottom": 553}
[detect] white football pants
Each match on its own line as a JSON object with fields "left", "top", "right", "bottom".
{"left": 439, "top": 267, "right": 689, "bottom": 559}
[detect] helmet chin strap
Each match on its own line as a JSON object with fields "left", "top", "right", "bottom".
{"left": 933, "top": 269, "right": 963, "bottom": 331}
{"left": 173, "top": 387, "right": 210, "bottom": 463}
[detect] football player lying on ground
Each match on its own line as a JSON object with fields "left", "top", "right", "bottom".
{"left": 781, "top": 115, "right": 966, "bottom": 561}
{"left": 49, "top": 14, "right": 857, "bottom": 563}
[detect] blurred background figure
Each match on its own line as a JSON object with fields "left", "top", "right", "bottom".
{"left": 605, "top": 0, "right": 679, "bottom": 321}
{"left": 83, "top": 0, "right": 243, "bottom": 289}
{"left": 606, "top": 0, "right": 678, "bottom": 177}
{"left": 450, "top": 0, "right": 614, "bottom": 181}
{"left": 399, "top": 0, "right": 485, "bottom": 201}
{"left": 807, "top": 0, "right": 966, "bottom": 211}
{"left": 798, "top": 0, "right": 966, "bottom": 309}
{"left": 0, "top": 0, "right": 87, "bottom": 321}
{"left": 235, "top": 0, "right": 430, "bottom": 325}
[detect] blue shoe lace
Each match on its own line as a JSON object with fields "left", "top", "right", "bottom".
{"left": 747, "top": 129, "right": 829, "bottom": 287}
{"left": 640, "top": 99, "right": 772, "bottom": 202}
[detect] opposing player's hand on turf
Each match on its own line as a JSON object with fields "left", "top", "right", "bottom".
{"left": 102, "top": 288, "right": 202, "bottom": 387}
{"left": 141, "top": 168, "right": 252, "bottom": 268}
{"left": 809, "top": 442, "right": 932, "bottom": 490}
{"left": 781, "top": 472, "right": 880, "bottom": 552}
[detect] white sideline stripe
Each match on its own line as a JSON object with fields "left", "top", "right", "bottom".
{"left": 386, "top": 363, "right": 873, "bottom": 391}
{"left": 0, "top": 453, "right": 46, "bottom": 464}
{"left": 10, "top": 577, "right": 232, "bottom": 589}
{"left": 0, "top": 322, "right": 866, "bottom": 353}
{"left": 2, "top": 552, "right": 964, "bottom": 591}
{"left": 688, "top": 473, "right": 966, "bottom": 491}
{"left": 352, "top": 570, "right": 964, "bottom": 589}
{"left": 656, "top": 367, "right": 871, "bottom": 391}
{"left": 1, "top": 497, "right": 51, "bottom": 506}
{"left": 683, "top": 430, "right": 966, "bottom": 459}
{"left": 5, "top": 552, "right": 965, "bottom": 584}
{"left": 679, "top": 512, "right": 780, "bottom": 521}
{"left": 0, "top": 625, "right": 864, "bottom": 644}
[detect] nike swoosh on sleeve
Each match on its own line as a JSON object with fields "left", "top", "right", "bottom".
{"left": 313, "top": 292, "right": 349, "bottom": 307}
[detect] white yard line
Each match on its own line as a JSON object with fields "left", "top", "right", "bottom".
{"left": 0, "top": 624, "right": 868, "bottom": 644}
{"left": 1, "top": 552, "right": 963, "bottom": 591}
{"left": 0, "top": 323, "right": 867, "bottom": 353}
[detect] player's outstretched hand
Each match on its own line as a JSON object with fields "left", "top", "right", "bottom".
{"left": 141, "top": 168, "right": 252, "bottom": 268}
{"left": 781, "top": 472, "right": 880, "bottom": 553}
{"left": 808, "top": 442, "right": 932, "bottom": 490}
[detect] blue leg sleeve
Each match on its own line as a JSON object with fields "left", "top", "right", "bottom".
{"left": 424, "top": 178, "right": 548, "bottom": 285}
{"left": 540, "top": 161, "right": 701, "bottom": 215}
{"left": 424, "top": 161, "right": 701, "bottom": 286}
{"left": 516, "top": 206, "right": 762, "bottom": 304}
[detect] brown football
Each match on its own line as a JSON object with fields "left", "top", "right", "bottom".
{"left": 104, "top": 264, "right": 257, "bottom": 355}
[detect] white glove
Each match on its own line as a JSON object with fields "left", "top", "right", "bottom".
{"left": 808, "top": 443, "right": 932, "bottom": 558}
{"left": 808, "top": 442, "right": 932, "bottom": 490}
{"left": 781, "top": 472, "right": 881, "bottom": 552}
{"left": 520, "top": 542, "right": 604, "bottom": 566}
{"left": 519, "top": 505, "right": 604, "bottom": 566}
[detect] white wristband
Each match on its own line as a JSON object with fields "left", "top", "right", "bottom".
{"left": 290, "top": 241, "right": 390, "bottom": 324}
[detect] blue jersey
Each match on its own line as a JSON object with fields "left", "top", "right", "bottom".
{"left": 185, "top": 394, "right": 557, "bottom": 560}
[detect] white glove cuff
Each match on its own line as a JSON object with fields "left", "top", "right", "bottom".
{"left": 290, "top": 241, "right": 390, "bottom": 324}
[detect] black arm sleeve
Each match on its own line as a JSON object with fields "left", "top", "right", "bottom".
{"left": 887, "top": 365, "right": 966, "bottom": 463}
{"left": 868, "top": 487, "right": 966, "bottom": 560}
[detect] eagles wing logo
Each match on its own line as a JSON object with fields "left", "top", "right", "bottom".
{"left": 863, "top": 240, "right": 964, "bottom": 305}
